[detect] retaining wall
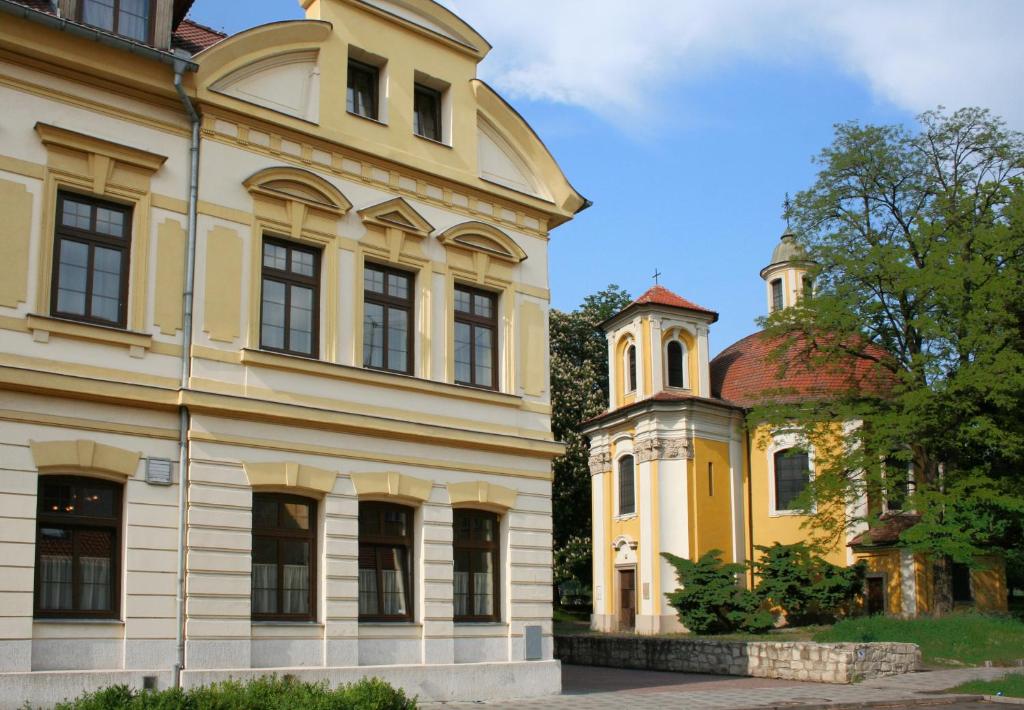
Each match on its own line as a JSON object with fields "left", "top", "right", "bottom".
{"left": 555, "top": 635, "right": 919, "bottom": 684}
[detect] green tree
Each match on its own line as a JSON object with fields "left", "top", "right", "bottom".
{"left": 756, "top": 107, "right": 1024, "bottom": 611}
{"left": 550, "top": 285, "right": 632, "bottom": 585}
{"left": 662, "top": 550, "right": 773, "bottom": 634}
{"left": 753, "top": 543, "right": 865, "bottom": 625}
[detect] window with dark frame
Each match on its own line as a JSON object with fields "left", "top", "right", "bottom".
{"left": 667, "top": 340, "right": 685, "bottom": 388}
{"left": 260, "top": 237, "right": 320, "bottom": 358}
{"left": 413, "top": 83, "right": 442, "bottom": 142}
{"left": 771, "top": 278, "right": 784, "bottom": 312}
{"left": 363, "top": 263, "right": 414, "bottom": 375}
{"left": 358, "top": 502, "right": 413, "bottom": 621}
{"left": 618, "top": 455, "right": 635, "bottom": 516}
{"left": 52, "top": 192, "right": 131, "bottom": 329}
{"left": 884, "top": 456, "right": 910, "bottom": 513}
{"left": 951, "top": 562, "right": 973, "bottom": 603}
{"left": 35, "top": 476, "right": 121, "bottom": 619}
{"left": 251, "top": 493, "right": 317, "bottom": 621}
{"left": 347, "top": 58, "right": 379, "bottom": 120}
{"left": 626, "top": 344, "right": 637, "bottom": 392}
{"left": 80, "top": 0, "right": 152, "bottom": 43}
{"left": 453, "top": 509, "right": 500, "bottom": 622}
{"left": 454, "top": 285, "right": 498, "bottom": 390}
{"left": 708, "top": 461, "right": 715, "bottom": 496}
{"left": 774, "top": 448, "right": 810, "bottom": 511}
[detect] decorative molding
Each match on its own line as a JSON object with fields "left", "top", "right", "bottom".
{"left": 611, "top": 534, "right": 638, "bottom": 551}
{"left": 27, "top": 314, "right": 153, "bottom": 357}
{"left": 30, "top": 439, "right": 141, "bottom": 480}
{"left": 635, "top": 436, "right": 693, "bottom": 463}
{"left": 350, "top": 471, "right": 432, "bottom": 502}
{"left": 588, "top": 448, "right": 612, "bottom": 476}
{"left": 358, "top": 197, "right": 434, "bottom": 238}
{"left": 447, "top": 480, "right": 517, "bottom": 511}
{"left": 35, "top": 123, "right": 168, "bottom": 179}
{"left": 438, "top": 221, "right": 527, "bottom": 263}
{"left": 242, "top": 461, "right": 336, "bottom": 494}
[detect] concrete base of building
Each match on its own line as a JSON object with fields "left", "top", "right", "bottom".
{"left": 0, "top": 661, "right": 562, "bottom": 709}
{"left": 591, "top": 613, "right": 687, "bottom": 635}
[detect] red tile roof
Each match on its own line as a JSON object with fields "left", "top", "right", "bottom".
{"left": 632, "top": 285, "right": 717, "bottom": 316}
{"left": 710, "top": 330, "right": 897, "bottom": 409}
{"left": 172, "top": 18, "right": 227, "bottom": 55}
{"left": 848, "top": 514, "right": 920, "bottom": 548}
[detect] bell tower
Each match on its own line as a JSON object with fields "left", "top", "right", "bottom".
{"left": 760, "top": 226, "right": 812, "bottom": 315}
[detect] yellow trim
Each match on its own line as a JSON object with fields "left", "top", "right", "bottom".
{"left": 243, "top": 165, "right": 352, "bottom": 218}
{"left": 447, "top": 480, "right": 517, "bottom": 511}
{"left": 0, "top": 178, "right": 34, "bottom": 308}
{"left": 0, "top": 408, "right": 179, "bottom": 440}
{"left": 242, "top": 460, "right": 336, "bottom": 494}
{"left": 438, "top": 221, "right": 527, "bottom": 263}
{"left": 189, "top": 430, "right": 553, "bottom": 481}
{"left": 34, "top": 123, "right": 167, "bottom": 175}
{"left": 0, "top": 360, "right": 179, "bottom": 404}
{"left": 30, "top": 439, "right": 141, "bottom": 480}
{"left": 26, "top": 314, "right": 153, "bottom": 351}
{"left": 350, "top": 471, "right": 432, "bottom": 502}
{"left": 358, "top": 197, "right": 434, "bottom": 238}
{"left": 203, "top": 225, "right": 243, "bottom": 343}
{"left": 154, "top": 218, "right": 187, "bottom": 336}
{"left": 0, "top": 154, "right": 45, "bottom": 180}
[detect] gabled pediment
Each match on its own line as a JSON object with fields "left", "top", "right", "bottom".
{"left": 438, "top": 221, "right": 527, "bottom": 263}
{"left": 358, "top": 197, "right": 434, "bottom": 238}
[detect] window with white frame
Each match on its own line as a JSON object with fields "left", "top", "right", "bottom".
{"left": 772, "top": 448, "right": 811, "bottom": 512}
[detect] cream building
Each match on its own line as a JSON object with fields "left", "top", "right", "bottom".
{"left": 0, "top": 0, "right": 586, "bottom": 704}
{"left": 585, "top": 232, "right": 1008, "bottom": 635}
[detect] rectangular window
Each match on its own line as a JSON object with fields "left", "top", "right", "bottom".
{"left": 251, "top": 494, "right": 317, "bottom": 621}
{"left": 952, "top": 562, "right": 973, "bottom": 603}
{"left": 35, "top": 477, "right": 121, "bottom": 619}
{"left": 347, "top": 59, "right": 379, "bottom": 120}
{"left": 618, "top": 455, "right": 635, "bottom": 516}
{"left": 774, "top": 449, "right": 810, "bottom": 511}
{"left": 260, "top": 237, "right": 320, "bottom": 358}
{"left": 708, "top": 462, "right": 714, "bottom": 496}
{"left": 454, "top": 285, "right": 498, "bottom": 390}
{"left": 358, "top": 502, "right": 413, "bottom": 621}
{"left": 884, "top": 456, "right": 910, "bottom": 513}
{"left": 771, "top": 278, "right": 783, "bottom": 312}
{"left": 363, "top": 263, "right": 413, "bottom": 375}
{"left": 413, "top": 84, "right": 442, "bottom": 142}
{"left": 52, "top": 192, "right": 131, "bottom": 328}
{"left": 80, "top": 0, "right": 151, "bottom": 43}
{"left": 453, "top": 509, "right": 500, "bottom": 622}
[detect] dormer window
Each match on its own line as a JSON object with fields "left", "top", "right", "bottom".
{"left": 347, "top": 58, "right": 380, "bottom": 121}
{"left": 81, "top": 0, "right": 152, "bottom": 44}
{"left": 770, "top": 278, "right": 783, "bottom": 312}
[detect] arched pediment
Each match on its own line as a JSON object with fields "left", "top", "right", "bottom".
{"left": 358, "top": 197, "right": 434, "bottom": 238}
{"left": 210, "top": 49, "right": 321, "bottom": 123}
{"left": 348, "top": 0, "right": 491, "bottom": 59}
{"left": 438, "top": 221, "right": 527, "bottom": 263}
{"left": 243, "top": 166, "right": 352, "bottom": 216}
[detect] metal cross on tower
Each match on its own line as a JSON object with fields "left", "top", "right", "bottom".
{"left": 652, "top": 269, "right": 662, "bottom": 285}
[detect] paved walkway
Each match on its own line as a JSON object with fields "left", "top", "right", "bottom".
{"left": 428, "top": 665, "right": 1024, "bottom": 709}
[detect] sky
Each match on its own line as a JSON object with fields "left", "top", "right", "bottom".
{"left": 188, "top": 0, "right": 1024, "bottom": 355}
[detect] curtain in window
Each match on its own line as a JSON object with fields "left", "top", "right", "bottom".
{"left": 453, "top": 568, "right": 469, "bottom": 617}
{"left": 381, "top": 547, "right": 407, "bottom": 615}
{"left": 118, "top": 0, "right": 149, "bottom": 42}
{"left": 472, "top": 566, "right": 493, "bottom": 616}
{"left": 252, "top": 562, "right": 277, "bottom": 614}
{"left": 39, "top": 555, "right": 72, "bottom": 610}
{"left": 82, "top": 0, "right": 115, "bottom": 31}
{"left": 79, "top": 556, "right": 111, "bottom": 611}
{"left": 359, "top": 568, "right": 378, "bottom": 615}
{"left": 282, "top": 564, "right": 309, "bottom": 614}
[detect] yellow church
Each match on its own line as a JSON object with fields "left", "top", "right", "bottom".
{"left": 584, "top": 229, "right": 1008, "bottom": 634}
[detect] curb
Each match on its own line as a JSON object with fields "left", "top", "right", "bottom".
{"left": 984, "top": 696, "right": 1024, "bottom": 705}
{"left": 759, "top": 695, "right": 985, "bottom": 710}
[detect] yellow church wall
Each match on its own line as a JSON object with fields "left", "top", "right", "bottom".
{"left": 972, "top": 557, "right": 1009, "bottom": 612}
{"left": 692, "top": 437, "right": 734, "bottom": 562}
{"left": 853, "top": 549, "right": 903, "bottom": 614}
{"left": 599, "top": 433, "right": 641, "bottom": 616}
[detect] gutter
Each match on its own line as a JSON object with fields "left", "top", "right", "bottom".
{"left": 0, "top": 0, "right": 197, "bottom": 71}
{"left": 172, "top": 52, "right": 200, "bottom": 690}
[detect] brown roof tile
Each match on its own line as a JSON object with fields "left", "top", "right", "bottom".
{"left": 172, "top": 18, "right": 227, "bottom": 55}
{"left": 632, "top": 285, "right": 717, "bottom": 317}
{"left": 848, "top": 514, "right": 920, "bottom": 548}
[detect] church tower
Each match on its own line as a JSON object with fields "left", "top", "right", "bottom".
{"left": 759, "top": 227, "right": 812, "bottom": 314}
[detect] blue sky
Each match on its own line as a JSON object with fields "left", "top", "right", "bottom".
{"left": 188, "top": 1, "right": 1024, "bottom": 355}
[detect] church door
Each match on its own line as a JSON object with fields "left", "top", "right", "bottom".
{"left": 618, "top": 568, "right": 636, "bottom": 631}
{"left": 866, "top": 576, "right": 885, "bottom": 615}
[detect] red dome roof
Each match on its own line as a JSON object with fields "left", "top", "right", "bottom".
{"left": 710, "top": 330, "right": 897, "bottom": 408}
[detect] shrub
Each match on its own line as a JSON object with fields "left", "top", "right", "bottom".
{"left": 662, "top": 550, "right": 773, "bottom": 634}
{"left": 753, "top": 542, "right": 865, "bottom": 625}
{"left": 51, "top": 676, "right": 416, "bottom": 710}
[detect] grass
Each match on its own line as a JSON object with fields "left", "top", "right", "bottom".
{"left": 950, "top": 673, "right": 1024, "bottom": 698}
{"left": 553, "top": 607, "right": 593, "bottom": 636}
{"left": 813, "top": 613, "right": 1024, "bottom": 668}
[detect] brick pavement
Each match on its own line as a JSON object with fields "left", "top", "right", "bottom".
{"left": 426, "top": 664, "right": 1024, "bottom": 709}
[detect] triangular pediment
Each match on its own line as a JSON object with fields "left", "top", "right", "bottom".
{"left": 358, "top": 197, "right": 434, "bottom": 237}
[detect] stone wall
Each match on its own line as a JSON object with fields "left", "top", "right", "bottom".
{"left": 555, "top": 635, "right": 919, "bottom": 684}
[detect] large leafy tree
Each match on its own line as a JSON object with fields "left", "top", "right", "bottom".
{"left": 756, "top": 108, "right": 1024, "bottom": 611}
{"left": 549, "top": 285, "right": 632, "bottom": 584}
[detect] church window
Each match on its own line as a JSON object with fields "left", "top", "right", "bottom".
{"left": 626, "top": 344, "right": 637, "bottom": 393}
{"left": 347, "top": 58, "right": 380, "bottom": 120}
{"left": 358, "top": 502, "right": 414, "bottom": 621}
{"left": 454, "top": 285, "right": 498, "bottom": 390}
{"left": 773, "top": 448, "right": 810, "bottom": 512}
{"left": 80, "top": 0, "right": 152, "bottom": 43}
{"left": 771, "top": 278, "right": 783, "bottom": 312}
{"left": 453, "top": 509, "right": 500, "bottom": 622}
{"left": 363, "top": 263, "right": 413, "bottom": 375}
{"left": 618, "top": 455, "right": 635, "bottom": 516}
{"left": 666, "top": 340, "right": 686, "bottom": 388}
{"left": 251, "top": 494, "right": 317, "bottom": 621}
{"left": 260, "top": 237, "right": 320, "bottom": 358}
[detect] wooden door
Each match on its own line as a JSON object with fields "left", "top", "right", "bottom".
{"left": 866, "top": 576, "right": 885, "bottom": 615}
{"left": 618, "top": 568, "right": 636, "bottom": 631}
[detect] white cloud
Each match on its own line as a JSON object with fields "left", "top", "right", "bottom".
{"left": 442, "top": 0, "right": 1024, "bottom": 130}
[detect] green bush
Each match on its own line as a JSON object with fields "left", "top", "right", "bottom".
{"left": 753, "top": 542, "right": 865, "bottom": 625}
{"left": 662, "top": 550, "right": 773, "bottom": 634}
{"left": 51, "top": 676, "right": 416, "bottom": 710}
